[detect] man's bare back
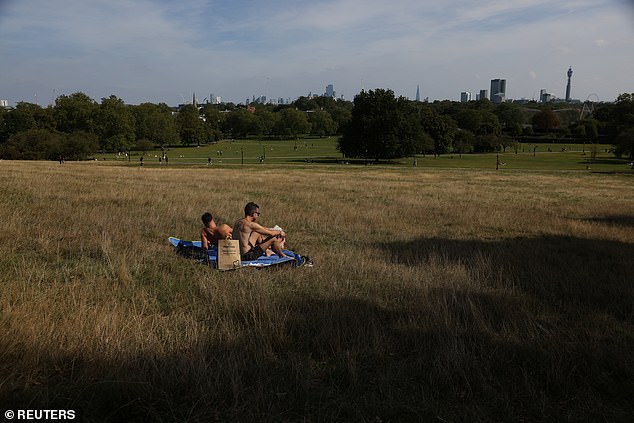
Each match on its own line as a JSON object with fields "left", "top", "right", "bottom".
{"left": 200, "top": 212, "right": 232, "bottom": 250}
{"left": 233, "top": 217, "right": 255, "bottom": 255}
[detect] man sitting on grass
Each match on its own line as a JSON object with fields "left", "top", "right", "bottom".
{"left": 201, "top": 212, "right": 232, "bottom": 250}
{"left": 232, "top": 202, "right": 287, "bottom": 261}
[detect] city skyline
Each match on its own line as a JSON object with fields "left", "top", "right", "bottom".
{"left": 1, "top": 0, "right": 633, "bottom": 106}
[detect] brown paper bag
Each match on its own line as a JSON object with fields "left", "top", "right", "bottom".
{"left": 217, "top": 239, "right": 241, "bottom": 270}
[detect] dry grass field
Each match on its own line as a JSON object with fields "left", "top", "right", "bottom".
{"left": 0, "top": 160, "right": 632, "bottom": 422}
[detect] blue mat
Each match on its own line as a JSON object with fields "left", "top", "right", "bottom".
{"left": 168, "top": 237, "right": 307, "bottom": 268}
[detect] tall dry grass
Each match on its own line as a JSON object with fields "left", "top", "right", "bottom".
{"left": 0, "top": 160, "right": 632, "bottom": 422}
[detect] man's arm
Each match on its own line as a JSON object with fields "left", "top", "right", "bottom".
{"left": 201, "top": 228, "right": 209, "bottom": 250}
{"left": 248, "top": 221, "right": 285, "bottom": 238}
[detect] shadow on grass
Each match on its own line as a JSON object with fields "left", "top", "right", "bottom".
{"left": 379, "top": 235, "right": 634, "bottom": 323}
{"left": 577, "top": 158, "right": 630, "bottom": 165}
{"left": 2, "top": 290, "right": 633, "bottom": 422}
{"left": 583, "top": 214, "right": 634, "bottom": 228}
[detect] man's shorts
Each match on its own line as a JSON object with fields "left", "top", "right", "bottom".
{"left": 242, "top": 245, "right": 265, "bottom": 261}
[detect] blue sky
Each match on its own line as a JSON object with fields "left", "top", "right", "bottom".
{"left": 1, "top": 0, "right": 633, "bottom": 106}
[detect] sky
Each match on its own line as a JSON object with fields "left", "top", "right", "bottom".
{"left": 1, "top": 0, "right": 634, "bottom": 106}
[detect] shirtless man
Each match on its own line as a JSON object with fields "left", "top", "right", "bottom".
{"left": 233, "top": 202, "right": 287, "bottom": 260}
{"left": 201, "top": 212, "right": 232, "bottom": 250}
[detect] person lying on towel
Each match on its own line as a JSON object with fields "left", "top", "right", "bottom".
{"left": 232, "top": 202, "right": 287, "bottom": 261}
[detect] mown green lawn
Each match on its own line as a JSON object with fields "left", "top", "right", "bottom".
{"left": 100, "top": 137, "right": 341, "bottom": 165}
{"left": 98, "top": 137, "right": 632, "bottom": 173}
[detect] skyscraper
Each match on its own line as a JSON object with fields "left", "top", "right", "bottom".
{"left": 490, "top": 79, "right": 506, "bottom": 103}
{"left": 460, "top": 91, "right": 472, "bottom": 102}
{"left": 565, "top": 67, "right": 573, "bottom": 102}
{"left": 325, "top": 84, "right": 335, "bottom": 98}
{"left": 416, "top": 85, "right": 420, "bottom": 102}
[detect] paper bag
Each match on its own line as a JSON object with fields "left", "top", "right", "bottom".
{"left": 217, "top": 239, "right": 241, "bottom": 270}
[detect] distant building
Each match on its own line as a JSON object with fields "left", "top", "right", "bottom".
{"left": 540, "top": 89, "right": 552, "bottom": 103}
{"left": 479, "top": 90, "right": 488, "bottom": 102}
{"left": 416, "top": 85, "right": 421, "bottom": 102}
{"left": 325, "top": 84, "right": 335, "bottom": 98}
{"left": 252, "top": 95, "right": 266, "bottom": 104}
{"left": 490, "top": 79, "right": 506, "bottom": 103}
{"left": 0, "top": 99, "right": 9, "bottom": 108}
{"left": 565, "top": 67, "right": 573, "bottom": 102}
{"left": 209, "top": 94, "right": 222, "bottom": 104}
{"left": 460, "top": 91, "right": 472, "bottom": 102}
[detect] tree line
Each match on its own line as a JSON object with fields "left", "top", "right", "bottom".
{"left": 0, "top": 93, "right": 352, "bottom": 160}
{"left": 339, "top": 89, "right": 634, "bottom": 161}
{"left": 0, "top": 90, "right": 632, "bottom": 161}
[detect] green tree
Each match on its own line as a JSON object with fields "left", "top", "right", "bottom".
{"left": 255, "top": 109, "right": 278, "bottom": 136}
{"left": 573, "top": 122, "right": 587, "bottom": 138}
{"left": 456, "top": 109, "right": 501, "bottom": 136}
{"left": 417, "top": 131, "right": 436, "bottom": 155}
{"left": 615, "top": 127, "right": 634, "bottom": 161}
{"left": 0, "top": 107, "right": 6, "bottom": 142}
{"left": 135, "top": 138, "right": 154, "bottom": 151}
{"left": 1, "top": 129, "right": 61, "bottom": 159}
{"left": 293, "top": 96, "right": 319, "bottom": 111}
{"left": 60, "top": 131, "right": 99, "bottom": 160}
{"left": 309, "top": 109, "right": 337, "bottom": 137}
{"left": 328, "top": 106, "right": 352, "bottom": 134}
{"left": 419, "top": 105, "right": 456, "bottom": 154}
{"left": 0, "top": 127, "right": 98, "bottom": 160}
{"left": 133, "top": 103, "right": 180, "bottom": 147}
{"left": 532, "top": 108, "right": 560, "bottom": 133}
{"left": 572, "top": 119, "right": 599, "bottom": 141}
{"left": 200, "top": 104, "right": 224, "bottom": 141}
{"left": 453, "top": 129, "right": 475, "bottom": 155}
{"left": 495, "top": 102, "right": 525, "bottom": 131}
{"left": 53, "top": 92, "right": 98, "bottom": 134}
{"left": 222, "top": 108, "right": 257, "bottom": 138}
{"left": 96, "top": 95, "right": 136, "bottom": 151}
{"left": 585, "top": 119, "right": 599, "bottom": 140}
{"left": 273, "top": 108, "right": 311, "bottom": 138}
{"left": 474, "top": 134, "right": 504, "bottom": 153}
{"left": 2, "top": 103, "right": 37, "bottom": 139}
{"left": 339, "top": 89, "right": 426, "bottom": 160}
{"left": 176, "top": 105, "right": 206, "bottom": 145}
